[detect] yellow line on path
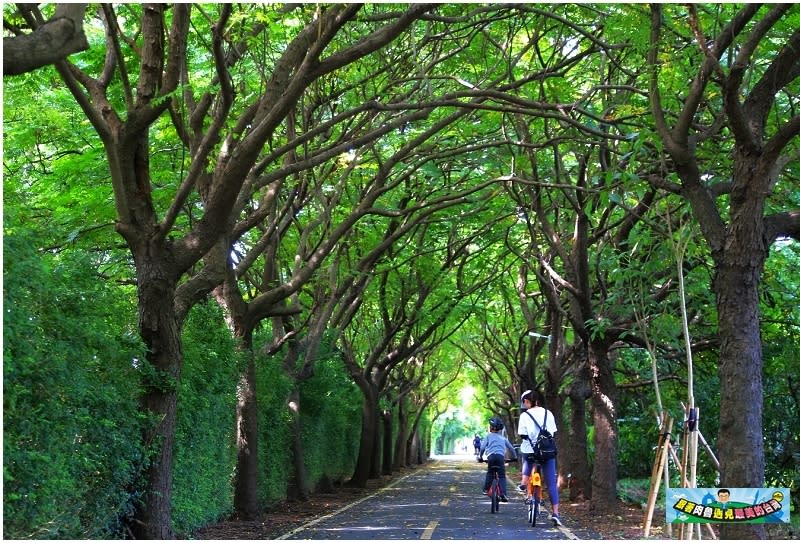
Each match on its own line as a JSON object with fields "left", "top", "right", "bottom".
{"left": 421, "top": 520, "right": 438, "bottom": 539}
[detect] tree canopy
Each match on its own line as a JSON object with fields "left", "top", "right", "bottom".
{"left": 4, "top": 3, "right": 799, "bottom": 539}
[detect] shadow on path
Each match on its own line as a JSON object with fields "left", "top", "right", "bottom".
{"left": 277, "top": 455, "right": 602, "bottom": 540}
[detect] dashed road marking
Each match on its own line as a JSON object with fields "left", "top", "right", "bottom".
{"left": 421, "top": 520, "right": 438, "bottom": 539}
{"left": 276, "top": 459, "right": 587, "bottom": 540}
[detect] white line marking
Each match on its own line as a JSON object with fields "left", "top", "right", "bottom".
{"left": 557, "top": 523, "right": 580, "bottom": 539}
{"left": 421, "top": 520, "right": 438, "bottom": 539}
{"left": 274, "top": 470, "right": 419, "bottom": 539}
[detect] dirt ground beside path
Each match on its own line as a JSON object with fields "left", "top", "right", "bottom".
{"left": 193, "top": 464, "right": 670, "bottom": 540}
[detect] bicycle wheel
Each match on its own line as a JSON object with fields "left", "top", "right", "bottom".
{"left": 527, "top": 498, "right": 534, "bottom": 523}
{"left": 529, "top": 468, "right": 542, "bottom": 526}
{"left": 490, "top": 480, "right": 500, "bottom": 513}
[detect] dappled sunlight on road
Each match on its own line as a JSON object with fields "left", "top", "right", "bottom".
{"left": 279, "top": 454, "right": 588, "bottom": 541}
{"left": 279, "top": 455, "right": 589, "bottom": 540}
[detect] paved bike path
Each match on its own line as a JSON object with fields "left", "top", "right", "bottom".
{"left": 277, "top": 457, "right": 601, "bottom": 540}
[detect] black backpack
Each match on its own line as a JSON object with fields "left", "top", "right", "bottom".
{"left": 525, "top": 410, "right": 557, "bottom": 462}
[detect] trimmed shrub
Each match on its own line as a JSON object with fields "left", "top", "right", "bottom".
{"left": 255, "top": 356, "right": 294, "bottom": 505}
{"left": 171, "top": 302, "right": 240, "bottom": 535}
{"left": 3, "top": 229, "right": 144, "bottom": 538}
{"left": 300, "top": 356, "right": 362, "bottom": 487}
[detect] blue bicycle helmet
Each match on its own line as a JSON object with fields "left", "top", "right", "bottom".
{"left": 489, "top": 416, "right": 504, "bottom": 431}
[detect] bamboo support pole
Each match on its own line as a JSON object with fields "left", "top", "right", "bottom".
{"left": 663, "top": 441, "right": 673, "bottom": 539}
{"left": 697, "top": 430, "right": 720, "bottom": 471}
{"left": 680, "top": 424, "right": 689, "bottom": 488}
{"left": 679, "top": 421, "right": 688, "bottom": 540}
{"left": 692, "top": 409, "right": 700, "bottom": 540}
{"left": 644, "top": 416, "right": 673, "bottom": 537}
{"left": 668, "top": 443, "right": 684, "bottom": 475}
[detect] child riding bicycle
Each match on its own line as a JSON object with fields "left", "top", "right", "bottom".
{"left": 478, "top": 416, "right": 518, "bottom": 502}
{"left": 517, "top": 389, "right": 563, "bottom": 526}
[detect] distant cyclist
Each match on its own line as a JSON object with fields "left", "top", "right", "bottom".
{"left": 518, "top": 389, "right": 563, "bottom": 526}
{"left": 478, "top": 416, "right": 518, "bottom": 502}
{"left": 472, "top": 434, "right": 482, "bottom": 455}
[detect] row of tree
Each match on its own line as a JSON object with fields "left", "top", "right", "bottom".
{"left": 4, "top": 223, "right": 389, "bottom": 537}
{"left": 4, "top": 3, "right": 799, "bottom": 539}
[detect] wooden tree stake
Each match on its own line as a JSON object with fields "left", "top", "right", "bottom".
{"left": 644, "top": 416, "right": 673, "bottom": 537}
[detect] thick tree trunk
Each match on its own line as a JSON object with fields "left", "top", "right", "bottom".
{"left": 130, "top": 261, "right": 182, "bottom": 539}
{"left": 410, "top": 431, "right": 423, "bottom": 465}
{"left": 715, "top": 177, "right": 767, "bottom": 540}
{"left": 233, "top": 344, "right": 260, "bottom": 519}
{"left": 394, "top": 402, "right": 409, "bottom": 468}
{"left": 405, "top": 406, "right": 426, "bottom": 466}
{"left": 370, "top": 417, "right": 383, "bottom": 480}
{"left": 566, "top": 395, "right": 591, "bottom": 500}
{"left": 565, "top": 370, "right": 592, "bottom": 500}
{"left": 419, "top": 427, "right": 430, "bottom": 462}
{"left": 404, "top": 434, "right": 415, "bottom": 467}
{"left": 717, "top": 264, "right": 765, "bottom": 540}
{"left": 136, "top": 390, "right": 178, "bottom": 539}
{"left": 588, "top": 343, "right": 618, "bottom": 512}
{"left": 381, "top": 410, "right": 393, "bottom": 476}
{"left": 349, "top": 388, "right": 379, "bottom": 487}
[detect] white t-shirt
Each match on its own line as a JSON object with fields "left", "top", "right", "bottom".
{"left": 517, "top": 406, "right": 557, "bottom": 454}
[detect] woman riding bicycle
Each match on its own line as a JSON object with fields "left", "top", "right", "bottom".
{"left": 517, "top": 389, "right": 563, "bottom": 526}
{"left": 478, "top": 416, "right": 518, "bottom": 502}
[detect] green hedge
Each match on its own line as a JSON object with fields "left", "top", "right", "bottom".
{"left": 255, "top": 356, "right": 294, "bottom": 505}
{"left": 300, "top": 356, "right": 362, "bottom": 486}
{"left": 254, "top": 347, "right": 363, "bottom": 506}
{"left": 171, "top": 302, "right": 240, "bottom": 535}
{"left": 3, "top": 224, "right": 390, "bottom": 537}
{"left": 3, "top": 229, "right": 145, "bottom": 538}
